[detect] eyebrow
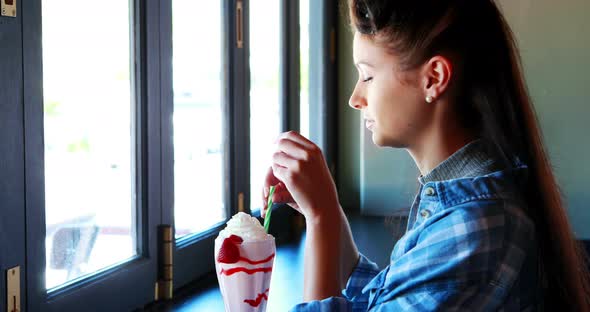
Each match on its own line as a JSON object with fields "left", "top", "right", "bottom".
{"left": 355, "top": 61, "right": 375, "bottom": 68}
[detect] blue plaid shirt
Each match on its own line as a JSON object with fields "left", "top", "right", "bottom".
{"left": 290, "top": 166, "right": 539, "bottom": 311}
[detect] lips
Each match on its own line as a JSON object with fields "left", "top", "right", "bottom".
{"left": 365, "top": 119, "right": 375, "bottom": 130}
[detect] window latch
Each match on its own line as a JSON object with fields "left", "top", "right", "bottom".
{"left": 236, "top": 0, "right": 244, "bottom": 48}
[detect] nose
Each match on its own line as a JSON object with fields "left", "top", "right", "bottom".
{"left": 348, "top": 84, "right": 366, "bottom": 110}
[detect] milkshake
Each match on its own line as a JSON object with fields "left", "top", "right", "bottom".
{"left": 215, "top": 212, "right": 276, "bottom": 312}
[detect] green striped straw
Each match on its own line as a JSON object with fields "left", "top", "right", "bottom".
{"left": 263, "top": 185, "right": 276, "bottom": 233}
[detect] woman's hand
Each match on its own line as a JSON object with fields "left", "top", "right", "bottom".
{"left": 261, "top": 131, "right": 339, "bottom": 221}
{"left": 262, "top": 131, "right": 360, "bottom": 300}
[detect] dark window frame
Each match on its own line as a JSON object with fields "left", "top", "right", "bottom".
{"left": 25, "top": 0, "right": 161, "bottom": 310}
{"left": 16, "top": 0, "right": 337, "bottom": 310}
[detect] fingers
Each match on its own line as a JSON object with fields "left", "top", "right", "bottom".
{"left": 276, "top": 131, "right": 316, "bottom": 151}
{"left": 261, "top": 188, "right": 292, "bottom": 218}
{"left": 272, "top": 189, "right": 292, "bottom": 203}
{"left": 276, "top": 137, "right": 311, "bottom": 161}
{"left": 262, "top": 155, "right": 295, "bottom": 203}
{"left": 262, "top": 166, "right": 280, "bottom": 217}
{"left": 262, "top": 185, "right": 269, "bottom": 218}
{"left": 262, "top": 165, "right": 292, "bottom": 215}
{"left": 272, "top": 151, "right": 299, "bottom": 172}
{"left": 262, "top": 192, "right": 295, "bottom": 218}
{"left": 271, "top": 164, "right": 289, "bottom": 186}
{"left": 263, "top": 166, "right": 281, "bottom": 189}
{"left": 262, "top": 131, "right": 319, "bottom": 218}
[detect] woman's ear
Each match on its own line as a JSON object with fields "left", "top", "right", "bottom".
{"left": 422, "top": 55, "right": 452, "bottom": 102}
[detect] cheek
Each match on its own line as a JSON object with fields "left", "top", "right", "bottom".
{"left": 371, "top": 80, "right": 425, "bottom": 135}
{"left": 371, "top": 81, "right": 411, "bottom": 122}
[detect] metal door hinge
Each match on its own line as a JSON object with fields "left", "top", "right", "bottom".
{"left": 6, "top": 266, "right": 20, "bottom": 312}
{"left": 236, "top": 0, "right": 244, "bottom": 48}
{"left": 154, "top": 225, "right": 173, "bottom": 301}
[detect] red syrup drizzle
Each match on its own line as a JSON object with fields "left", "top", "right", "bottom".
{"left": 219, "top": 266, "right": 273, "bottom": 276}
{"left": 218, "top": 235, "right": 275, "bottom": 265}
{"left": 238, "top": 253, "right": 275, "bottom": 265}
{"left": 244, "top": 288, "right": 270, "bottom": 307}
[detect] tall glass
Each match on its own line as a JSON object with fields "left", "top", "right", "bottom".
{"left": 215, "top": 235, "right": 276, "bottom": 311}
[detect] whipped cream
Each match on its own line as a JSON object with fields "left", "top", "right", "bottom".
{"left": 218, "top": 212, "right": 273, "bottom": 242}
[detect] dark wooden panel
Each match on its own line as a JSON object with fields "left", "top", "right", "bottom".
{"left": 308, "top": 0, "right": 337, "bottom": 168}
{"left": 0, "top": 4, "right": 26, "bottom": 310}
{"left": 280, "top": 0, "right": 300, "bottom": 132}
{"left": 22, "top": 0, "right": 47, "bottom": 310}
{"left": 159, "top": 0, "right": 174, "bottom": 227}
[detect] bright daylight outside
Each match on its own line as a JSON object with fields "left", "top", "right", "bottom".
{"left": 43, "top": 0, "right": 135, "bottom": 289}
{"left": 250, "top": 0, "right": 281, "bottom": 212}
{"left": 173, "top": 1, "right": 226, "bottom": 238}
{"left": 42, "top": 1, "right": 309, "bottom": 288}
{"left": 250, "top": 0, "right": 311, "bottom": 211}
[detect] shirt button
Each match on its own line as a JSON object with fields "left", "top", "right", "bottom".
{"left": 420, "top": 209, "right": 431, "bottom": 219}
{"left": 424, "top": 187, "right": 435, "bottom": 196}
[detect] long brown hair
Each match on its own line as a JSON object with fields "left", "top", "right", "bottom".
{"left": 348, "top": 0, "right": 590, "bottom": 309}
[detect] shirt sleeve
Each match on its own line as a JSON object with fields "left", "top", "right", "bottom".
{"left": 289, "top": 253, "right": 380, "bottom": 312}
{"left": 342, "top": 254, "right": 380, "bottom": 303}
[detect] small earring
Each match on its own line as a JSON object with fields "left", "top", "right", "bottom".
{"left": 426, "top": 96, "right": 434, "bottom": 103}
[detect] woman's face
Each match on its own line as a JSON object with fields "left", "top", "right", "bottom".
{"left": 349, "top": 32, "right": 432, "bottom": 148}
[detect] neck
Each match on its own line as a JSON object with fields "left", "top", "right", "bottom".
{"left": 407, "top": 114, "right": 476, "bottom": 176}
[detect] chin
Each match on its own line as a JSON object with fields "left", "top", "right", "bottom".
{"left": 371, "top": 132, "right": 390, "bottom": 147}
{"left": 371, "top": 134, "right": 387, "bottom": 147}
{"left": 372, "top": 132, "right": 406, "bottom": 148}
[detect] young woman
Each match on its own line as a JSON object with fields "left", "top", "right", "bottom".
{"left": 262, "top": 0, "right": 590, "bottom": 310}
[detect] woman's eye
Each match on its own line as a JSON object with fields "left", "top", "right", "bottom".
{"left": 362, "top": 77, "right": 373, "bottom": 83}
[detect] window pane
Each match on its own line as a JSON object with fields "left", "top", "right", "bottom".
{"left": 300, "top": 0, "right": 310, "bottom": 139}
{"left": 173, "top": 0, "right": 226, "bottom": 238}
{"left": 250, "top": 0, "right": 281, "bottom": 212}
{"left": 42, "top": 0, "right": 136, "bottom": 289}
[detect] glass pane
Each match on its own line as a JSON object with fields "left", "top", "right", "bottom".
{"left": 250, "top": 0, "right": 281, "bottom": 212}
{"left": 42, "top": 0, "right": 135, "bottom": 289}
{"left": 300, "top": 0, "right": 310, "bottom": 139}
{"left": 173, "top": 0, "right": 226, "bottom": 238}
